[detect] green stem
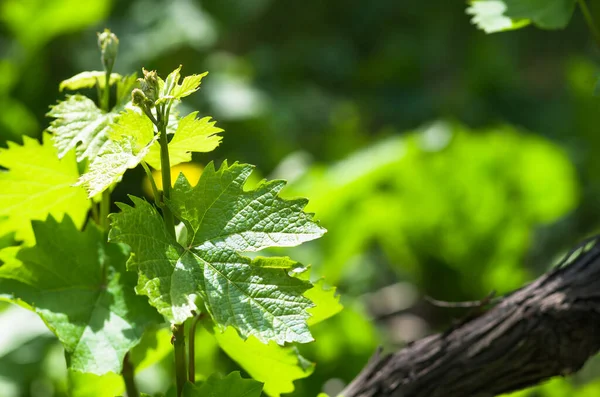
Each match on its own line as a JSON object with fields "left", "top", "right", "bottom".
{"left": 158, "top": 116, "right": 176, "bottom": 237}
{"left": 122, "top": 352, "right": 139, "bottom": 397}
{"left": 97, "top": 66, "right": 113, "bottom": 230}
{"left": 101, "top": 68, "right": 111, "bottom": 112}
{"left": 100, "top": 190, "right": 110, "bottom": 230}
{"left": 188, "top": 313, "right": 204, "bottom": 383}
{"left": 172, "top": 324, "right": 187, "bottom": 397}
{"left": 141, "top": 161, "right": 161, "bottom": 207}
{"left": 578, "top": 0, "right": 600, "bottom": 49}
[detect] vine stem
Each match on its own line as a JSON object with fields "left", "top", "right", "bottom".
{"left": 100, "top": 190, "right": 110, "bottom": 230}
{"left": 172, "top": 324, "right": 187, "bottom": 397}
{"left": 578, "top": 0, "right": 600, "bottom": 49}
{"left": 98, "top": 68, "right": 112, "bottom": 231}
{"left": 141, "top": 161, "right": 161, "bottom": 208}
{"left": 157, "top": 110, "right": 176, "bottom": 238}
{"left": 122, "top": 352, "right": 139, "bottom": 397}
{"left": 188, "top": 312, "right": 205, "bottom": 383}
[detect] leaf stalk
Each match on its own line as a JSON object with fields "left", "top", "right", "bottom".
{"left": 188, "top": 312, "right": 205, "bottom": 383}
{"left": 122, "top": 352, "right": 139, "bottom": 397}
{"left": 158, "top": 111, "right": 176, "bottom": 238}
{"left": 172, "top": 324, "right": 187, "bottom": 396}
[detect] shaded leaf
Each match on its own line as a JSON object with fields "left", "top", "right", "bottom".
{"left": 0, "top": 216, "right": 161, "bottom": 374}
{"left": 183, "top": 372, "right": 262, "bottom": 397}
{"left": 467, "top": 0, "right": 575, "bottom": 32}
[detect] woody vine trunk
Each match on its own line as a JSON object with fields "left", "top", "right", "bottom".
{"left": 343, "top": 237, "right": 600, "bottom": 397}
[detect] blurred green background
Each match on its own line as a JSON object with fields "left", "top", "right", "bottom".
{"left": 2, "top": 0, "right": 600, "bottom": 396}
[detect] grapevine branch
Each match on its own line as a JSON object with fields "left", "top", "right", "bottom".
{"left": 343, "top": 236, "right": 600, "bottom": 397}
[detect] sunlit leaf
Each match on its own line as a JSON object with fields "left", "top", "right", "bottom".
{"left": 0, "top": 134, "right": 89, "bottom": 243}
{"left": 467, "top": 1, "right": 530, "bottom": 33}
{"left": 145, "top": 112, "right": 223, "bottom": 169}
{"left": 76, "top": 109, "right": 157, "bottom": 197}
{"left": 156, "top": 66, "right": 208, "bottom": 104}
{"left": 467, "top": 0, "right": 575, "bottom": 32}
{"left": 110, "top": 162, "right": 325, "bottom": 343}
{"left": 213, "top": 327, "right": 313, "bottom": 397}
{"left": 47, "top": 95, "right": 115, "bottom": 162}
{"left": 69, "top": 370, "right": 124, "bottom": 397}
{"left": 59, "top": 71, "right": 122, "bottom": 92}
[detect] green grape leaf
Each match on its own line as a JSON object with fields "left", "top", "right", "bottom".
{"left": 213, "top": 327, "right": 313, "bottom": 397}
{"left": 47, "top": 94, "right": 116, "bottom": 161}
{"left": 156, "top": 66, "right": 208, "bottom": 104}
{"left": 252, "top": 257, "right": 342, "bottom": 326}
{"left": 466, "top": 1, "right": 530, "bottom": 33}
{"left": 69, "top": 370, "right": 124, "bottom": 397}
{"left": 172, "top": 72, "right": 208, "bottom": 99}
{"left": 467, "top": 0, "right": 575, "bottom": 32}
{"left": 169, "top": 161, "right": 326, "bottom": 251}
{"left": 109, "top": 197, "right": 197, "bottom": 323}
{"left": 77, "top": 109, "right": 157, "bottom": 197}
{"left": 59, "top": 71, "right": 122, "bottom": 92}
{"left": 502, "top": 0, "right": 575, "bottom": 29}
{"left": 0, "top": 133, "right": 90, "bottom": 243}
{"left": 144, "top": 111, "right": 223, "bottom": 169}
{"left": 110, "top": 162, "right": 325, "bottom": 343}
{"left": 129, "top": 327, "right": 173, "bottom": 372}
{"left": 184, "top": 372, "right": 263, "bottom": 397}
{"left": 0, "top": 216, "right": 161, "bottom": 374}
{"left": 304, "top": 278, "right": 342, "bottom": 326}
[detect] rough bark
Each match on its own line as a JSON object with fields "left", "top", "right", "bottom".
{"left": 342, "top": 236, "right": 600, "bottom": 397}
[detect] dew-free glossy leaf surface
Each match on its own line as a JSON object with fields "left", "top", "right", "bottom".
{"left": 144, "top": 112, "right": 223, "bottom": 170}
{"left": 77, "top": 109, "right": 157, "bottom": 197}
{"left": 47, "top": 95, "right": 116, "bottom": 161}
{"left": 110, "top": 162, "right": 325, "bottom": 344}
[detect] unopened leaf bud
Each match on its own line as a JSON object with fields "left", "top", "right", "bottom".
{"left": 131, "top": 88, "right": 148, "bottom": 108}
{"left": 97, "top": 29, "right": 119, "bottom": 73}
{"left": 139, "top": 68, "right": 159, "bottom": 103}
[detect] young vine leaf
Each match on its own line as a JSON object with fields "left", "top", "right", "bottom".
{"left": 59, "top": 71, "right": 122, "bottom": 92}
{"left": 47, "top": 72, "right": 137, "bottom": 162}
{"left": 0, "top": 133, "right": 90, "bottom": 243}
{"left": 183, "top": 372, "right": 263, "bottom": 397}
{"left": 0, "top": 216, "right": 162, "bottom": 374}
{"left": 213, "top": 327, "right": 314, "bottom": 397}
{"left": 109, "top": 161, "right": 326, "bottom": 344}
{"left": 76, "top": 109, "right": 158, "bottom": 197}
{"left": 155, "top": 66, "right": 208, "bottom": 105}
{"left": 143, "top": 111, "right": 223, "bottom": 170}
